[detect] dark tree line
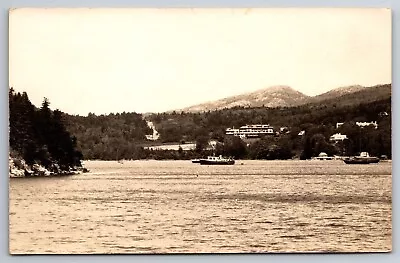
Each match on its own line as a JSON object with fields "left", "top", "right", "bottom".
{"left": 64, "top": 112, "right": 152, "bottom": 160}
{"left": 9, "top": 88, "right": 83, "bottom": 171}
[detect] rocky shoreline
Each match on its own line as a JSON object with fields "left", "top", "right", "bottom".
{"left": 9, "top": 156, "right": 89, "bottom": 178}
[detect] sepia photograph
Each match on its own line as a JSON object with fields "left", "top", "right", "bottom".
{"left": 8, "top": 8, "right": 391, "bottom": 254}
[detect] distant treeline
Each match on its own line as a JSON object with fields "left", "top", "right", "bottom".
{"left": 148, "top": 87, "right": 391, "bottom": 144}
{"left": 65, "top": 112, "right": 152, "bottom": 160}
{"left": 62, "top": 85, "right": 391, "bottom": 160}
{"left": 139, "top": 116, "right": 391, "bottom": 161}
{"left": 9, "top": 88, "right": 83, "bottom": 171}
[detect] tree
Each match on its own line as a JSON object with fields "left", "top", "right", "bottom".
{"left": 308, "top": 133, "right": 337, "bottom": 157}
{"left": 248, "top": 136, "right": 294, "bottom": 160}
{"left": 9, "top": 91, "right": 83, "bottom": 171}
{"left": 195, "top": 135, "right": 209, "bottom": 153}
{"left": 222, "top": 136, "right": 247, "bottom": 159}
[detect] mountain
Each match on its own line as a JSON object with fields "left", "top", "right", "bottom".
{"left": 176, "top": 84, "right": 391, "bottom": 113}
{"left": 306, "top": 84, "right": 391, "bottom": 107}
{"left": 309, "top": 85, "right": 365, "bottom": 103}
{"left": 179, "top": 86, "right": 310, "bottom": 112}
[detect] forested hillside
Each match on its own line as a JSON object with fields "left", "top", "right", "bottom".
{"left": 149, "top": 97, "right": 391, "bottom": 144}
{"left": 9, "top": 83, "right": 391, "bottom": 165}
{"left": 65, "top": 112, "right": 152, "bottom": 160}
{"left": 147, "top": 97, "right": 391, "bottom": 159}
{"left": 306, "top": 84, "right": 391, "bottom": 107}
{"left": 9, "top": 88, "right": 83, "bottom": 176}
{"left": 62, "top": 84, "right": 391, "bottom": 160}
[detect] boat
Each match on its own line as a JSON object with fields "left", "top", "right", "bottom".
{"left": 312, "top": 152, "right": 334, "bottom": 160}
{"left": 199, "top": 155, "right": 235, "bottom": 165}
{"left": 343, "top": 152, "right": 380, "bottom": 164}
{"left": 191, "top": 159, "right": 201, "bottom": 164}
{"left": 379, "top": 155, "right": 390, "bottom": 162}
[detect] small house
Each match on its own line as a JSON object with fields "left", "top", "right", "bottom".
{"left": 329, "top": 133, "right": 348, "bottom": 142}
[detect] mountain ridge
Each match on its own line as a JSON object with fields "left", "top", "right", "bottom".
{"left": 175, "top": 84, "right": 391, "bottom": 113}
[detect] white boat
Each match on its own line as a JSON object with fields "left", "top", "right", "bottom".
{"left": 198, "top": 155, "right": 235, "bottom": 165}
{"left": 312, "top": 152, "right": 334, "bottom": 160}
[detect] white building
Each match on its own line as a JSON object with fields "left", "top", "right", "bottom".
{"left": 298, "top": 130, "right": 305, "bottom": 136}
{"left": 336, "top": 122, "right": 345, "bottom": 129}
{"left": 226, "top": 124, "right": 274, "bottom": 138}
{"left": 144, "top": 143, "right": 196, "bottom": 151}
{"left": 329, "top": 133, "right": 348, "bottom": 142}
{"left": 144, "top": 140, "right": 218, "bottom": 151}
{"left": 356, "top": 121, "right": 378, "bottom": 129}
{"left": 336, "top": 121, "right": 378, "bottom": 129}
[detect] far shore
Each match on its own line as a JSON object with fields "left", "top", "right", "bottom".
{"left": 82, "top": 159, "right": 392, "bottom": 162}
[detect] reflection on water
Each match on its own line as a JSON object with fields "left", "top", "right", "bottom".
{"left": 9, "top": 160, "right": 392, "bottom": 254}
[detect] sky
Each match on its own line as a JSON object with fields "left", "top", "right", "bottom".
{"left": 9, "top": 8, "right": 391, "bottom": 115}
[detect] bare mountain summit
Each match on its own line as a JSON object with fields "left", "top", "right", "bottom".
{"left": 180, "top": 86, "right": 310, "bottom": 112}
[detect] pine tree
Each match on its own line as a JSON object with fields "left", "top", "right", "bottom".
{"left": 9, "top": 90, "right": 83, "bottom": 172}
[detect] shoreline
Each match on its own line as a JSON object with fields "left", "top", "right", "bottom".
{"left": 9, "top": 156, "right": 88, "bottom": 178}
{"left": 82, "top": 159, "right": 392, "bottom": 163}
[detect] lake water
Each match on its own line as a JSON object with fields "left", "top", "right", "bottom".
{"left": 9, "top": 160, "right": 392, "bottom": 254}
